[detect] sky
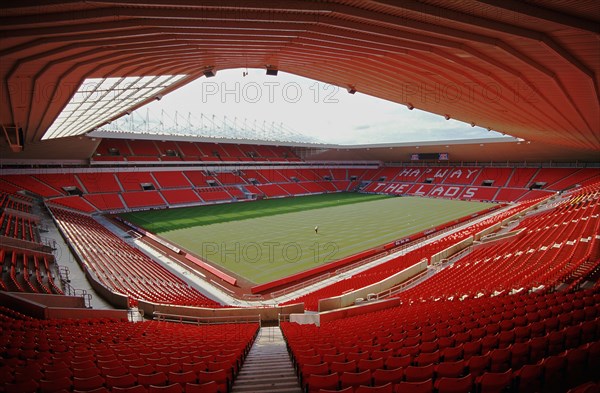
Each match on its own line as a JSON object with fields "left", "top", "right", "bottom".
{"left": 130, "top": 68, "right": 508, "bottom": 145}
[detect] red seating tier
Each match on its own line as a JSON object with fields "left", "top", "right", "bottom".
{"left": 116, "top": 172, "right": 157, "bottom": 191}
{"left": 161, "top": 189, "right": 201, "bottom": 205}
{"left": 2, "top": 175, "right": 62, "bottom": 197}
{"left": 51, "top": 208, "right": 222, "bottom": 307}
{"left": 152, "top": 171, "right": 192, "bottom": 188}
{"left": 282, "top": 288, "right": 600, "bottom": 393}
{"left": 77, "top": 173, "right": 122, "bottom": 193}
{"left": 83, "top": 193, "right": 126, "bottom": 211}
{"left": 506, "top": 168, "right": 538, "bottom": 188}
{"left": 128, "top": 140, "right": 160, "bottom": 156}
{"left": 48, "top": 196, "right": 97, "bottom": 213}
{"left": 122, "top": 191, "right": 165, "bottom": 208}
{"left": 0, "top": 309, "right": 259, "bottom": 393}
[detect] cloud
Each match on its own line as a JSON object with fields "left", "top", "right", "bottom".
{"left": 139, "top": 68, "right": 509, "bottom": 145}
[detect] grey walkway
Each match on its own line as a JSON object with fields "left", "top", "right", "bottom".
{"left": 231, "top": 326, "right": 302, "bottom": 393}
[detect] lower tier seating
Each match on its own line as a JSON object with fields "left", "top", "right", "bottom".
{"left": 282, "top": 288, "right": 600, "bottom": 393}
{"left": 50, "top": 208, "right": 224, "bottom": 308}
{"left": 0, "top": 307, "right": 259, "bottom": 393}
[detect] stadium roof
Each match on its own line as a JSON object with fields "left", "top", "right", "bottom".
{"left": 0, "top": 1, "right": 598, "bottom": 160}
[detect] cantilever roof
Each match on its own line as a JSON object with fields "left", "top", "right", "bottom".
{"left": 0, "top": 1, "right": 598, "bottom": 159}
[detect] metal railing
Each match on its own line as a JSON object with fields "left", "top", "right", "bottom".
{"left": 154, "top": 312, "right": 261, "bottom": 327}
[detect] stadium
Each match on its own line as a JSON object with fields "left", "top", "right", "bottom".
{"left": 0, "top": 2, "right": 599, "bottom": 393}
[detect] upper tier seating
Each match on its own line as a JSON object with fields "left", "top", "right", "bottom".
{"left": 152, "top": 171, "right": 192, "bottom": 188}
{"left": 473, "top": 167, "right": 514, "bottom": 187}
{"left": 506, "top": 168, "right": 539, "bottom": 188}
{"left": 83, "top": 193, "right": 126, "bottom": 211}
{"left": 161, "top": 189, "right": 201, "bottom": 205}
{"left": 2, "top": 175, "right": 62, "bottom": 197}
{"left": 47, "top": 196, "right": 97, "bottom": 213}
{"left": 121, "top": 191, "right": 166, "bottom": 208}
{"left": 0, "top": 167, "right": 592, "bottom": 215}
{"left": 91, "top": 138, "right": 300, "bottom": 162}
{"left": 116, "top": 172, "right": 157, "bottom": 192}
{"left": 77, "top": 173, "right": 122, "bottom": 193}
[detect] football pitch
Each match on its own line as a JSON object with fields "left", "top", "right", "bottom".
{"left": 120, "top": 194, "right": 494, "bottom": 284}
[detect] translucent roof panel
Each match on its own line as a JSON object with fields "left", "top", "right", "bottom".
{"left": 42, "top": 74, "right": 187, "bottom": 140}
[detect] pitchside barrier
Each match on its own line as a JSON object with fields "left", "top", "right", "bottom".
{"left": 138, "top": 298, "right": 304, "bottom": 323}
{"left": 290, "top": 297, "right": 402, "bottom": 326}
{"left": 318, "top": 259, "right": 428, "bottom": 312}
{"left": 0, "top": 291, "right": 128, "bottom": 320}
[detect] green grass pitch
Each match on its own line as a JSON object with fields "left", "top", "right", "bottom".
{"left": 120, "top": 193, "right": 494, "bottom": 284}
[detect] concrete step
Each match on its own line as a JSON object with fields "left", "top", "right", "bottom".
{"left": 231, "top": 326, "right": 302, "bottom": 393}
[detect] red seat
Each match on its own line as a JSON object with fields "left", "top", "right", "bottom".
{"left": 463, "top": 340, "right": 482, "bottom": 360}
{"left": 73, "top": 367, "right": 102, "bottom": 379}
{"left": 394, "top": 378, "right": 433, "bottom": 393}
{"left": 307, "top": 373, "right": 339, "bottom": 393}
{"left": 476, "top": 370, "right": 513, "bottom": 393}
{"left": 419, "top": 341, "right": 439, "bottom": 353}
{"left": 106, "top": 373, "right": 137, "bottom": 389}
{"left": 385, "top": 355, "right": 412, "bottom": 369}
{"left": 155, "top": 363, "right": 182, "bottom": 375}
{"left": 5, "top": 379, "right": 39, "bottom": 393}
{"left": 355, "top": 383, "right": 393, "bottom": 393}
{"left": 112, "top": 386, "right": 148, "bottom": 393}
{"left": 357, "top": 358, "right": 384, "bottom": 373}
{"left": 481, "top": 335, "right": 499, "bottom": 353}
{"left": 566, "top": 382, "right": 600, "bottom": 393}
{"left": 198, "top": 369, "right": 228, "bottom": 393}
{"left": 330, "top": 360, "right": 357, "bottom": 376}
{"left": 73, "top": 375, "right": 105, "bottom": 392}
{"left": 498, "top": 330, "right": 516, "bottom": 348}
{"left": 514, "top": 326, "right": 531, "bottom": 343}
{"left": 372, "top": 349, "right": 393, "bottom": 360}
{"left": 185, "top": 381, "right": 219, "bottom": 393}
{"left": 404, "top": 364, "right": 434, "bottom": 382}
{"left": 102, "top": 365, "right": 129, "bottom": 378}
{"left": 138, "top": 372, "right": 168, "bottom": 387}
{"left": 129, "top": 364, "right": 155, "bottom": 376}
{"left": 340, "top": 370, "right": 372, "bottom": 390}
{"left": 509, "top": 342, "right": 530, "bottom": 369}
{"left": 318, "top": 387, "right": 353, "bottom": 393}
{"left": 467, "top": 354, "right": 490, "bottom": 378}
{"left": 302, "top": 363, "right": 330, "bottom": 388}
{"left": 581, "top": 320, "right": 597, "bottom": 343}
{"left": 434, "top": 374, "right": 473, "bottom": 393}
{"left": 373, "top": 367, "right": 403, "bottom": 386}
{"left": 565, "top": 348, "right": 588, "bottom": 388}
{"left": 528, "top": 336, "right": 548, "bottom": 363}
{"left": 147, "top": 383, "right": 182, "bottom": 393}
{"left": 435, "top": 360, "right": 466, "bottom": 378}
{"left": 442, "top": 345, "right": 463, "bottom": 362}
{"left": 347, "top": 352, "right": 371, "bottom": 362}
{"left": 43, "top": 368, "right": 73, "bottom": 381}
{"left": 515, "top": 363, "right": 543, "bottom": 393}
{"left": 542, "top": 355, "right": 568, "bottom": 393}
{"left": 565, "top": 325, "right": 582, "bottom": 348}
{"left": 168, "top": 370, "right": 197, "bottom": 385}
{"left": 323, "top": 353, "right": 346, "bottom": 363}
{"left": 415, "top": 350, "right": 440, "bottom": 366}
{"left": 547, "top": 330, "right": 566, "bottom": 355}
{"left": 489, "top": 348, "right": 511, "bottom": 372}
